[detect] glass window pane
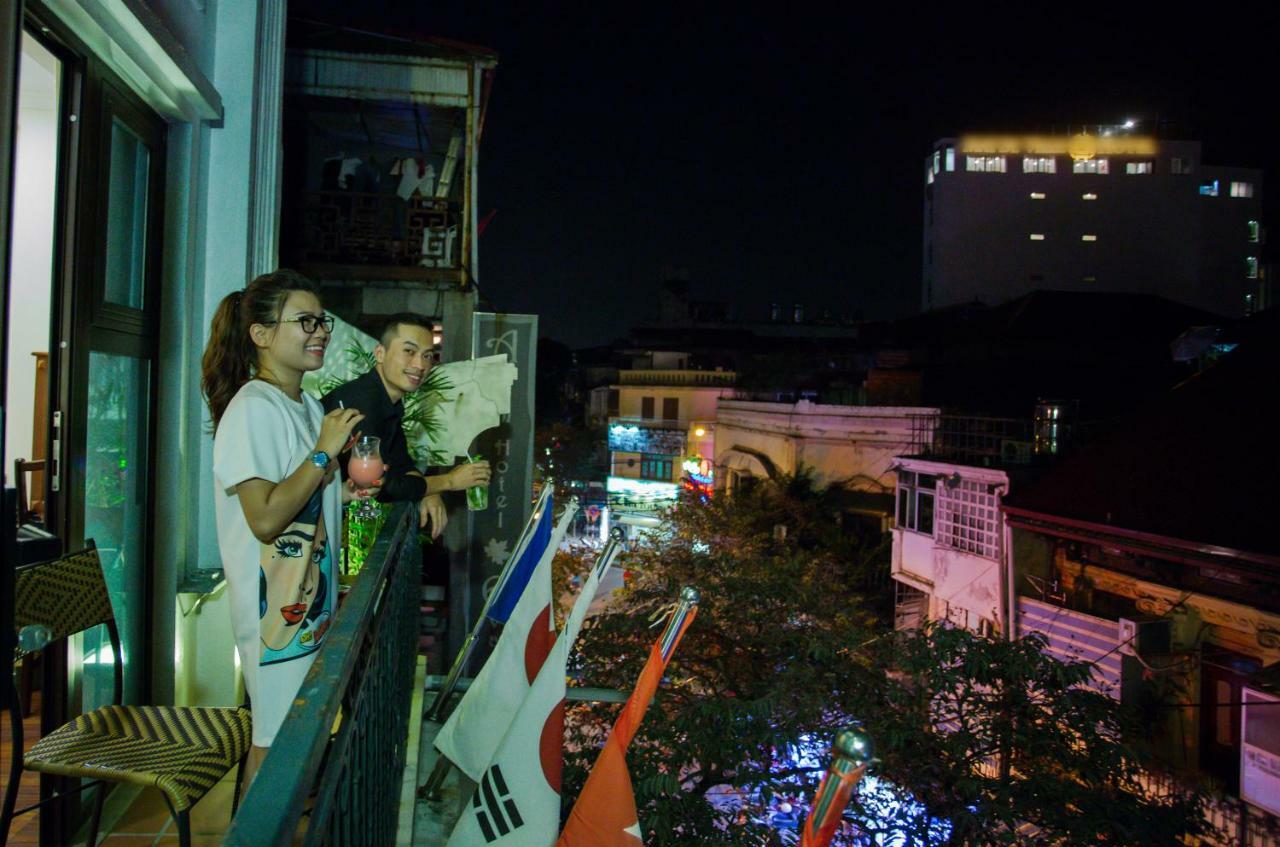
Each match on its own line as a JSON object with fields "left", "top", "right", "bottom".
{"left": 104, "top": 119, "right": 150, "bottom": 309}
{"left": 918, "top": 491, "right": 934, "bottom": 535}
{"left": 81, "top": 352, "right": 151, "bottom": 708}
{"left": 1245, "top": 691, "right": 1280, "bottom": 755}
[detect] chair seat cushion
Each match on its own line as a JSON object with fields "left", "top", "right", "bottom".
{"left": 25, "top": 705, "right": 251, "bottom": 812}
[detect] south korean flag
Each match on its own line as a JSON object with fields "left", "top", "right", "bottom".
{"left": 446, "top": 540, "right": 619, "bottom": 847}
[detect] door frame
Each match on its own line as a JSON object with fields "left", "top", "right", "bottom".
{"left": 13, "top": 8, "right": 166, "bottom": 843}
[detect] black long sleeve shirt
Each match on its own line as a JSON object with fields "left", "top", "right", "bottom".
{"left": 321, "top": 368, "right": 428, "bottom": 503}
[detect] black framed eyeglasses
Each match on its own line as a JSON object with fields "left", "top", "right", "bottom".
{"left": 268, "top": 314, "right": 335, "bottom": 334}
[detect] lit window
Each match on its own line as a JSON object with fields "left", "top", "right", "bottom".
{"left": 945, "top": 147, "right": 955, "bottom": 172}
{"left": 1081, "top": 234, "right": 1097, "bottom": 241}
{"left": 1029, "top": 233, "right": 1045, "bottom": 241}
{"left": 1023, "top": 156, "right": 1056, "bottom": 174}
{"left": 895, "top": 471, "right": 936, "bottom": 535}
{"left": 1200, "top": 180, "right": 1219, "bottom": 197}
{"left": 1249, "top": 220, "right": 1261, "bottom": 243}
{"left": 1247, "top": 257, "right": 1259, "bottom": 279}
{"left": 1082, "top": 275, "right": 1097, "bottom": 282}
{"left": 966, "top": 155, "right": 1007, "bottom": 173}
{"left": 1125, "top": 161, "right": 1153, "bottom": 174}
{"left": 933, "top": 150, "right": 941, "bottom": 174}
{"left": 1170, "top": 156, "right": 1192, "bottom": 174}
{"left": 1246, "top": 293, "right": 1256, "bottom": 315}
{"left": 640, "top": 453, "right": 673, "bottom": 481}
{"left": 1072, "top": 158, "right": 1109, "bottom": 174}
{"left": 926, "top": 167, "right": 934, "bottom": 185}
{"left": 1082, "top": 192, "right": 1098, "bottom": 200}
{"left": 1230, "top": 181, "right": 1255, "bottom": 198}
{"left": 1029, "top": 192, "right": 1046, "bottom": 200}
{"left": 935, "top": 479, "right": 1000, "bottom": 560}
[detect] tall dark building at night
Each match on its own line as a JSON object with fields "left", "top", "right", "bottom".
{"left": 922, "top": 131, "right": 1265, "bottom": 317}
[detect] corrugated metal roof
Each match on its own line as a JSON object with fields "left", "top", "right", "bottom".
{"left": 286, "top": 49, "right": 473, "bottom": 106}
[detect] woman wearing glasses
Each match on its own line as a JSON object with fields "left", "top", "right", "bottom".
{"left": 201, "top": 269, "right": 373, "bottom": 785}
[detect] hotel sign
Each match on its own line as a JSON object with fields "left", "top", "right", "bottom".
{"left": 959, "top": 134, "right": 1158, "bottom": 159}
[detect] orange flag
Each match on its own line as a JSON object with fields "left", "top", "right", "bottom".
{"left": 558, "top": 589, "right": 699, "bottom": 847}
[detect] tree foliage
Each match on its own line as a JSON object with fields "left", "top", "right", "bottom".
{"left": 560, "top": 473, "right": 1205, "bottom": 845}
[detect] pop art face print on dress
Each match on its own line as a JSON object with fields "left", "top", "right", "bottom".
{"left": 258, "top": 488, "right": 332, "bottom": 665}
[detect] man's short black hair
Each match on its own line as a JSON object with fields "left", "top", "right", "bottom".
{"left": 378, "top": 312, "right": 435, "bottom": 347}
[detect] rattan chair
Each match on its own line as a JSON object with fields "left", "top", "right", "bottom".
{"left": 1, "top": 543, "right": 251, "bottom": 847}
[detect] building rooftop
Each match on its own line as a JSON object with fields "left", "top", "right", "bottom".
{"left": 1003, "top": 309, "right": 1280, "bottom": 562}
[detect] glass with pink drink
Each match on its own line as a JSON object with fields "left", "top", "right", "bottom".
{"left": 349, "top": 436, "right": 384, "bottom": 520}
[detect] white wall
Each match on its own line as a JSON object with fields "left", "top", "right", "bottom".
{"left": 616, "top": 385, "right": 734, "bottom": 425}
{"left": 147, "top": 0, "right": 279, "bottom": 708}
{"left": 714, "top": 400, "right": 930, "bottom": 491}
{"left": 892, "top": 528, "right": 1002, "bottom": 631}
{"left": 4, "top": 36, "right": 58, "bottom": 485}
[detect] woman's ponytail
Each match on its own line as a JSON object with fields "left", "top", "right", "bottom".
{"left": 201, "top": 290, "right": 254, "bottom": 429}
{"left": 201, "top": 269, "right": 319, "bottom": 429}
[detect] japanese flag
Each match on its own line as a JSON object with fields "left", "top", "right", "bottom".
{"left": 435, "top": 500, "right": 573, "bottom": 782}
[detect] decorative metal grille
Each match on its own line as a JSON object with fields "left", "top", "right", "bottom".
{"left": 935, "top": 480, "right": 1000, "bottom": 560}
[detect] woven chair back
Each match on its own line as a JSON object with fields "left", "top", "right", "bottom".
{"left": 13, "top": 544, "right": 114, "bottom": 645}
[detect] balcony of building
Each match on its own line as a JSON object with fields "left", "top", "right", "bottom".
{"left": 279, "top": 29, "right": 497, "bottom": 293}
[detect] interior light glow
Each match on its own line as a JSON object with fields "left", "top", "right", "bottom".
{"left": 1029, "top": 233, "right": 1045, "bottom": 241}
{"left": 694, "top": 427, "right": 706, "bottom": 437}
{"left": 1082, "top": 193, "right": 1098, "bottom": 200}
{"left": 1029, "top": 192, "right": 1046, "bottom": 200}
{"left": 1082, "top": 234, "right": 1097, "bottom": 242}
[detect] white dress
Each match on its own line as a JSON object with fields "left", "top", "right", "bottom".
{"left": 212, "top": 381, "right": 343, "bottom": 747}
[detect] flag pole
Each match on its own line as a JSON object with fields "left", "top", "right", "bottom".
{"left": 425, "top": 484, "right": 556, "bottom": 724}
{"left": 798, "top": 727, "right": 873, "bottom": 847}
{"left": 420, "top": 525, "right": 627, "bottom": 800}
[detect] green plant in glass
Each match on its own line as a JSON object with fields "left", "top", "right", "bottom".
{"left": 343, "top": 499, "right": 388, "bottom": 575}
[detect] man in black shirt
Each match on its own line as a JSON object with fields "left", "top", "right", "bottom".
{"left": 322, "top": 313, "right": 490, "bottom": 536}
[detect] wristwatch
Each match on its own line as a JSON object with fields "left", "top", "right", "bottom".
{"left": 310, "top": 451, "right": 330, "bottom": 470}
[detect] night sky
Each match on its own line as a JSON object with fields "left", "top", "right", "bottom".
{"left": 291, "top": 3, "right": 1277, "bottom": 348}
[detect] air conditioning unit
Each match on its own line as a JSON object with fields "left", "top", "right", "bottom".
{"left": 1118, "top": 617, "right": 1172, "bottom": 657}
{"left": 1000, "top": 439, "right": 1033, "bottom": 464}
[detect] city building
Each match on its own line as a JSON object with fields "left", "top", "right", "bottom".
{"left": 714, "top": 400, "right": 928, "bottom": 527}
{"left": 922, "top": 129, "right": 1265, "bottom": 317}
{"left": 589, "top": 362, "right": 735, "bottom": 533}
{"left": 1003, "top": 317, "right": 1280, "bottom": 842}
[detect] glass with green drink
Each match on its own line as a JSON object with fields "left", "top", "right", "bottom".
{"left": 465, "top": 453, "right": 488, "bottom": 511}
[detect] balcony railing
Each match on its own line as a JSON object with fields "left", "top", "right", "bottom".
{"left": 907, "top": 413, "right": 1036, "bottom": 466}
{"left": 224, "top": 503, "right": 422, "bottom": 846}
{"left": 1138, "top": 766, "right": 1280, "bottom": 846}
{"left": 286, "top": 191, "right": 460, "bottom": 269}
{"left": 617, "top": 369, "right": 736, "bottom": 386}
